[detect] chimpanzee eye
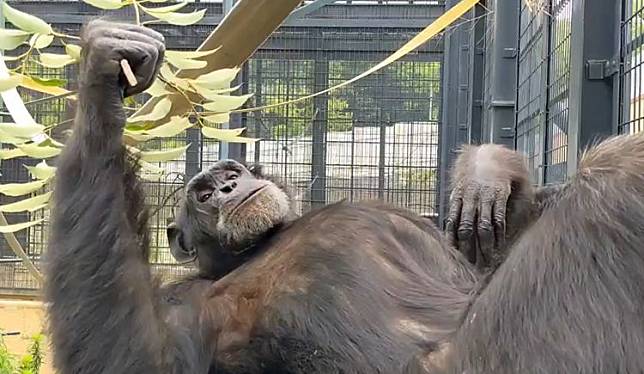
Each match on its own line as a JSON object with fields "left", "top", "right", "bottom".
{"left": 227, "top": 173, "right": 238, "bottom": 181}
{"left": 197, "top": 190, "right": 213, "bottom": 203}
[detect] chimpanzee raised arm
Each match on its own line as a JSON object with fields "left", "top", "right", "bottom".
{"left": 44, "top": 21, "right": 212, "bottom": 373}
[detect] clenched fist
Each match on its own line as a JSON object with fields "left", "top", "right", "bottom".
{"left": 79, "top": 20, "right": 165, "bottom": 98}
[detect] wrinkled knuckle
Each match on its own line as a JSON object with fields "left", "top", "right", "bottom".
{"left": 478, "top": 220, "right": 493, "bottom": 233}
{"left": 457, "top": 223, "right": 474, "bottom": 239}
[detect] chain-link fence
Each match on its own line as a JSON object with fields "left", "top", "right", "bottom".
{"left": 620, "top": 0, "right": 644, "bottom": 134}
{"left": 445, "top": 0, "right": 635, "bottom": 193}
{"left": 0, "top": 1, "right": 444, "bottom": 292}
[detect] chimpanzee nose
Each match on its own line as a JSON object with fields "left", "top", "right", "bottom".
{"left": 219, "top": 181, "right": 237, "bottom": 194}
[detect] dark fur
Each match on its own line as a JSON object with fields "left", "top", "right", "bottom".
{"left": 44, "top": 20, "right": 644, "bottom": 374}
{"left": 405, "top": 133, "right": 644, "bottom": 374}
{"left": 44, "top": 21, "right": 479, "bottom": 374}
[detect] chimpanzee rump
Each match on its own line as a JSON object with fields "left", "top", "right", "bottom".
{"left": 44, "top": 20, "right": 644, "bottom": 374}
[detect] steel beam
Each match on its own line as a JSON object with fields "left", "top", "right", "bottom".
{"left": 438, "top": 0, "right": 472, "bottom": 225}
{"left": 310, "top": 38, "right": 329, "bottom": 209}
{"left": 468, "top": 5, "right": 485, "bottom": 144}
{"left": 566, "top": 0, "right": 619, "bottom": 176}
{"left": 485, "top": 0, "right": 519, "bottom": 146}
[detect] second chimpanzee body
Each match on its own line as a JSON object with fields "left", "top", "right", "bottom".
{"left": 44, "top": 20, "right": 644, "bottom": 374}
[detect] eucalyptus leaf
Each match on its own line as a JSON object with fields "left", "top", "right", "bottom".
{"left": 2, "top": 53, "right": 28, "bottom": 62}
{"left": 0, "top": 75, "right": 23, "bottom": 92}
{"left": 0, "top": 123, "right": 45, "bottom": 138}
{"left": 134, "top": 144, "right": 190, "bottom": 163}
{"left": 127, "top": 97, "right": 172, "bottom": 123}
{"left": 0, "top": 218, "right": 44, "bottom": 233}
{"left": 17, "top": 143, "right": 61, "bottom": 159}
{"left": 0, "top": 179, "right": 48, "bottom": 197}
{"left": 144, "top": 79, "right": 172, "bottom": 97}
{"left": 0, "top": 192, "right": 52, "bottom": 213}
{"left": 144, "top": 116, "right": 192, "bottom": 137}
{"left": 39, "top": 53, "right": 76, "bottom": 68}
{"left": 28, "top": 204, "right": 48, "bottom": 212}
{"left": 31, "top": 76, "right": 67, "bottom": 88}
{"left": 65, "top": 44, "right": 82, "bottom": 61}
{"left": 165, "top": 55, "right": 207, "bottom": 70}
{"left": 123, "top": 131, "right": 154, "bottom": 143}
{"left": 0, "top": 29, "right": 30, "bottom": 50}
{"left": 140, "top": 1, "right": 189, "bottom": 13}
{"left": 0, "top": 148, "right": 27, "bottom": 160}
{"left": 191, "top": 67, "right": 240, "bottom": 90}
{"left": 196, "top": 84, "right": 242, "bottom": 100}
{"left": 82, "top": 0, "right": 124, "bottom": 10}
{"left": 201, "top": 93, "right": 253, "bottom": 113}
{"left": 29, "top": 33, "right": 54, "bottom": 49}
{"left": 160, "top": 64, "right": 176, "bottom": 80}
{"left": 2, "top": 2, "right": 53, "bottom": 35}
{"left": 201, "top": 127, "right": 258, "bottom": 143}
{"left": 202, "top": 113, "right": 230, "bottom": 124}
{"left": 0, "top": 129, "right": 29, "bottom": 145}
{"left": 25, "top": 160, "right": 56, "bottom": 180}
{"left": 159, "top": 65, "right": 191, "bottom": 91}
{"left": 15, "top": 73, "right": 72, "bottom": 96}
{"left": 145, "top": 9, "right": 206, "bottom": 26}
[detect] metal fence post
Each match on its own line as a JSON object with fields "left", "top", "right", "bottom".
{"left": 468, "top": 5, "right": 485, "bottom": 145}
{"left": 486, "top": 0, "right": 519, "bottom": 146}
{"left": 310, "top": 33, "right": 329, "bottom": 210}
{"left": 567, "top": 0, "right": 620, "bottom": 176}
{"left": 438, "top": 0, "right": 472, "bottom": 225}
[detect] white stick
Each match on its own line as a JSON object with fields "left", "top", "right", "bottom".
{"left": 120, "top": 59, "right": 137, "bottom": 86}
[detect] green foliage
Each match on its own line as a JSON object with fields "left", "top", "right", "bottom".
{"left": 0, "top": 332, "right": 44, "bottom": 374}
{"left": 249, "top": 58, "right": 440, "bottom": 140}
{"left": 398, "top": 168, "right": 436, "bottom": 189}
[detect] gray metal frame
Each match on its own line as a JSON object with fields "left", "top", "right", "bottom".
{"left": 566, "top": 0, "right": 620, "bottom": 176}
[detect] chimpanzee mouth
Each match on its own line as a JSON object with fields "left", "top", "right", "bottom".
{"left": 231, "top": 185, "right": 268, "bottom": 214}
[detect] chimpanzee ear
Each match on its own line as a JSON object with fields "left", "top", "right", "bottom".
{"left": 247, "top": 164, "right": 264, "bottom": 177}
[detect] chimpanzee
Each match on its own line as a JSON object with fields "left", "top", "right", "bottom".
{"left": 44, "top": 20, "right": 644, "bottom": 374}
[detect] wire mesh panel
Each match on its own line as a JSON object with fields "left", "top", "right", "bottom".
{"left": 515, "top": 2, "right": 549, "bottom": 183}
{"left": 543, "top": 0, "right": 572, "bottom": 184}
{"left": 0, "top": 1, "right": 444, "bottom": 292}
{"left": 243, "top": 26, "right": 442, "bottom": 217}
{"left": 619, "top": 0, "right": 644, "bottom": 134}
{"left": 0, "top": 44, "right": 75, "bottom": 291}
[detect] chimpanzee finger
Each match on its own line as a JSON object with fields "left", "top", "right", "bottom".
{"left": 115, "top": 41, "right": 161, "bottom": 97}
{"left": 492, "top": 192, "right": 508, "bottom": 250}
{"left": 94, "top": 28, "right": 165, "bottom": 56}
{"left": 458, "top": 190, "right": 477, "bottom": 261}
{"left": 478, "top": 198, "right": 494, "bottom": 265}
{"left": 88, "top": 20, "right": 165, "bottom": 44}
{"left": 445, "top": 193, "right": 463, "bottom": 248}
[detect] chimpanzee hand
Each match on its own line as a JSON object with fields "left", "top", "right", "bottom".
{"left": 446, "top": 173, "right": 510, "bottom": 267}
{"left": 445, "top": 144, "right": 531, "bottom": 270}
{"left": 79, "top": 20, "right": 165, "bottom": 98}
